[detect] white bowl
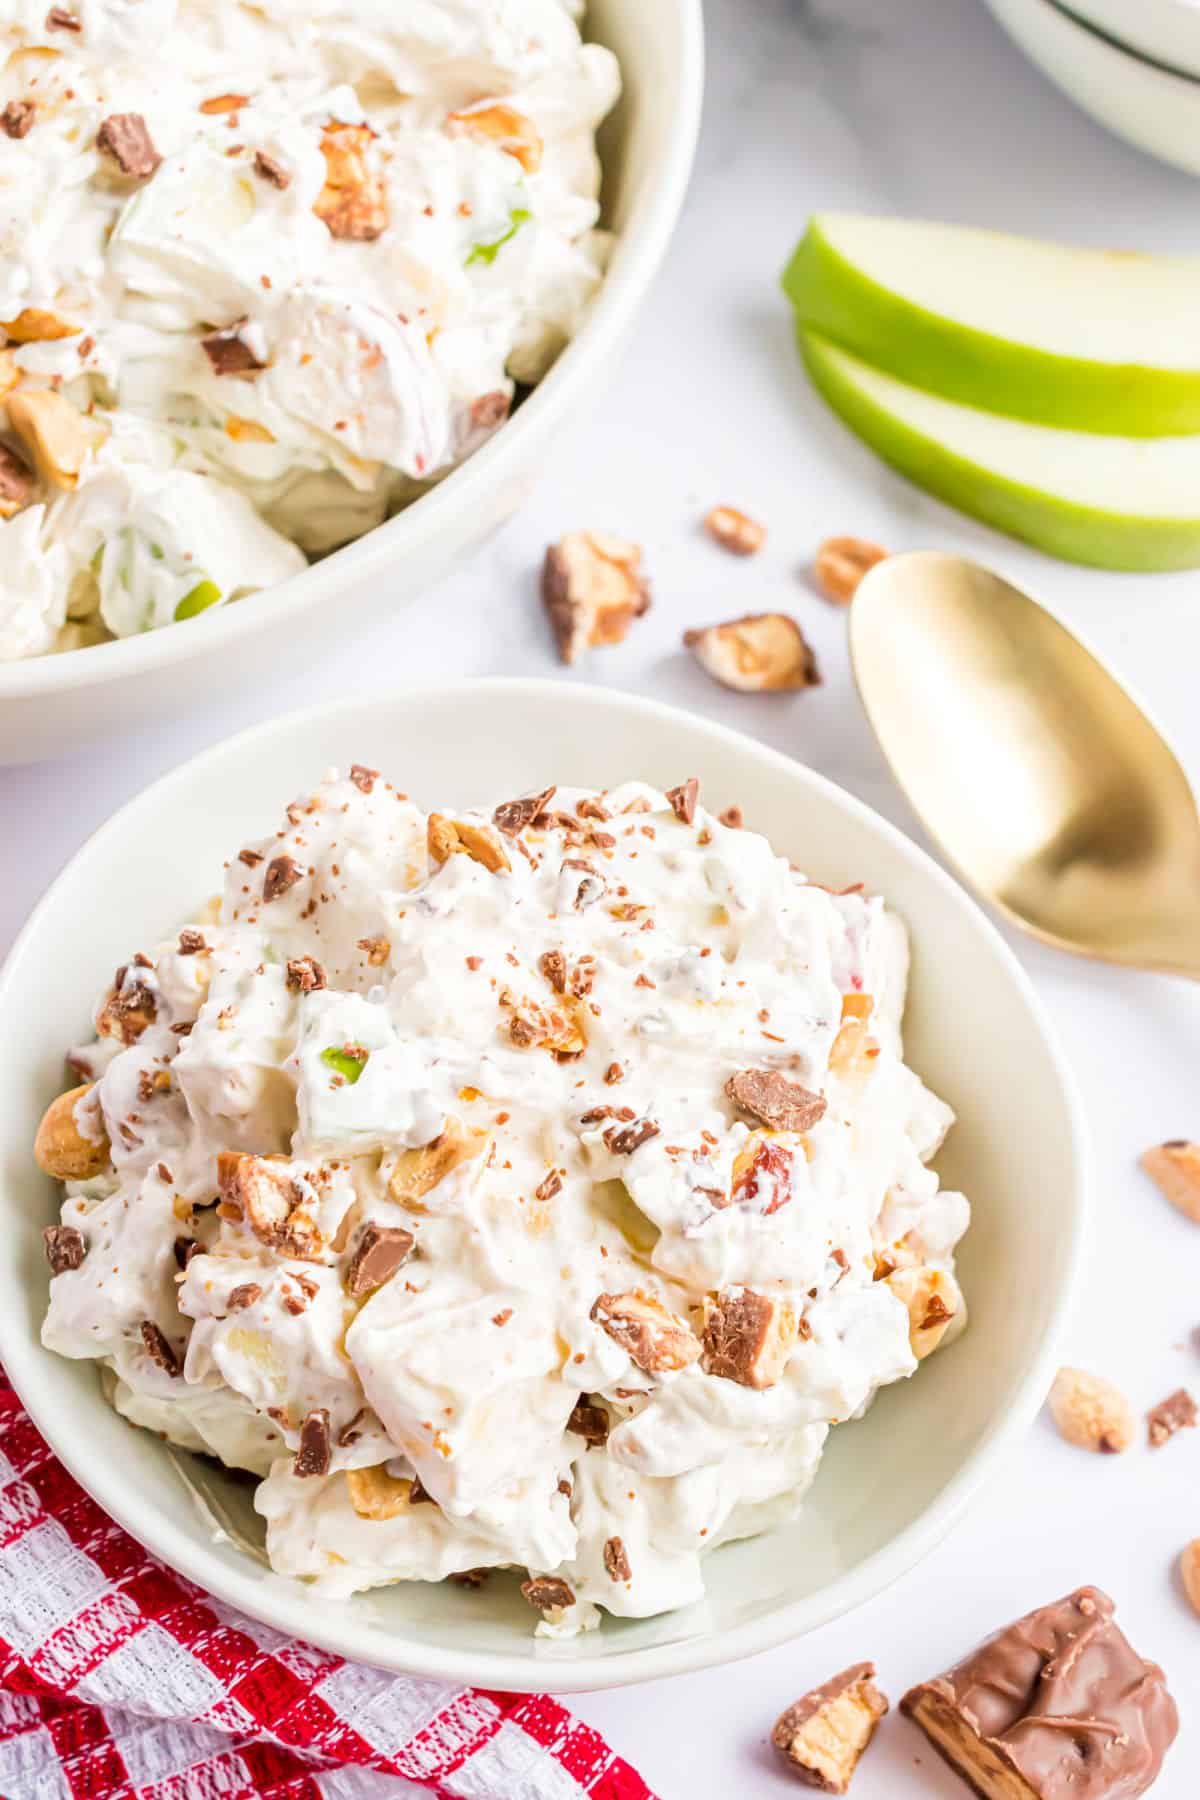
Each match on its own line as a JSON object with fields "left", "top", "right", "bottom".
{"left": 1052, "top": 0, "right": 1200, "bottom": 79}
{"left": 982, "top": 0, "right": 1200, "bottom": 173}
{"left": 0, "top": 2, "right": 703, "bottom": 767}
{"left": 0, "top": 681, "right": 1087, "bottom": 1692}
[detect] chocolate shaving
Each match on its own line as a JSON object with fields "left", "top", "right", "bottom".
{"left": 726, "top": 1068, "right": 827, "bottom": 1134}
{"left": 494, "top": 786, "right": 556, "bottom": 837}
{"left": 253, "top": 150, "right": 290, "bottom": 188}
{"left": 177, "top": 928, "right": 207, "bottom": 955}
{"left": 521, "top": 1575, "right": 575, "bottom": 1613}
{"left": 2, "top": 101, "right": 35, "bottom": 140}
{"left": 238, "top": 847, "right": 263, "bottom": 867}
{"left": 1148, "top": 1387, "right": 1197, "bottom": 1448}
{"left": 666, "top": 778, "right": 699, "bottom": 826}
{"left": 534, "top": 1169, "right": 563, "bottom": 1202}
{"left": 140, "top": 1320, "right": 180, "bottom": 1376}
{"left": 45, "top": 7, "right": 81, "bottom": 30}
{"left": 97, "top": 113, "right": 162, "bottom": 179}
{"left": 200, "top": 322, "right": 264, "bottom": 376}
{"left": 603, "top": 1535, "right": 632, "bottom": 1583}
{"left": 262, "top": 854, "right": 301, "bottom": 902}
{"left": 43, "top": 1224, "right": 85, "bottom": 1274}
{"left": 346, "top": 1222, "right": 415, "bottom": 1297}
{"left": 566, "top": 1398, "right": 609, "bottom": 1448}
{"left": 285, "top": 955, "right": 327, "bottom": 994}
{"left": 349, "top": 764, "right": 378, "bottom": 793}
{"left": 294, "top": 1408, "right": 331, "bottom": 1477}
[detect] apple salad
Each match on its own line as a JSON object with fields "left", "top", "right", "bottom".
{"left": 0, "top": 0, "right": 619, "bottom": 659}
{"left": 36, "top": 771, "right": 969, "bottom": 1634}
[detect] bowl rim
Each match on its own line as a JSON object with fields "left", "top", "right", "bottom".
{"left": 0, "top": 0, "right": 706, "bottom": 702}
{"left": 1038, "top": 0, "right": 1200, "bottom": 82}
{"left": 0, "top": 678, "right": 1090, "bottom": 1692}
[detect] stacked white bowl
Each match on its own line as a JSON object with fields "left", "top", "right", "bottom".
{"left": 982, "top": 0, "right": 1200, "bottom": 175}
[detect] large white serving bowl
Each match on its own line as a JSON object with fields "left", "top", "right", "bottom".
{"left": 982, "top": 0, "right": 1200, "bottom": 174}
{"left": 0, "top": 682, "right": 1087, "bottom": 1692}
{"left": 0, "top": 2, "right": 703, "bottom": 767}
{"left": 1061, "top": 0, "right": 1200, "bottom": 77}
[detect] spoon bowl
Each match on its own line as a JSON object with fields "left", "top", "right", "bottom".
{"left": 850, "top": 551, "right": 1200, "bottom": 979}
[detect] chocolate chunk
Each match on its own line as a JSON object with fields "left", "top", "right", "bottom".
{"left": 97, "top": 113, "right": 162, "bottom": 179}
{"left": 520, "top": 1575, "right": 575, "bottom": 1613}
{"left": 2, "top": 100, "right": 35, "bottom": 140}
{"left": 294, "top": 1408, "right": 331, "bottom": 1477}
{"left": 43, "top": 1224, "right": 85, "bottom": 1274}
{"left": 718, "top": 804, "right": 744, "bottom": 829}
{"left": 139, "top": 1320, "right": 180, "bottom": 1376}
{"left": 603, "top": 1535, "right": 631, "bottom": 1583}
{"left": 238, "top": 847, "right": 264, "bottom": 867}
{"left": 604, "top": 1117, "right": 660, "bottom": 1155}
{"left": 703, "top": 1288, "right": 797, "bottom": 1390}
{"left": 349, "top": 763, "right": 378, "bottom": 793}
{"left": 566, "top": 1398, "right": 609, "bottom": 1448}
{"left": 177, "top": 928, "right": 207, "bottom": 955}
{"left": 1148, "top": 1387, "right": 1197, "bottom": 1448}
{"left": 225, "top": 1282, "right": 262, "bottom": 1311}
{"left": 494, "top": 785, "right": 557, "bottom": 837}
{"left": 262, "top": 854, "right": 301, "bottom": 902}
{"left": 253, "top": 149, "right": 290, "bottom": 188}
{"left": 901, "top": 1586, "right": 1178, "bottom": 1800}
{"left": 407, "top": 1472, "right": 435, "bottom": 1506}
{"left": 666, "top": 778, "right": 699, "bottom": 825}
{"left": 346, "top": 1222, "right": 414, "bottom": 1297}
{"left": 561, "top": 858, "right": 607, "bottom": 910}
{"left": 726, "top": 1068, "right": 827, "bottom": 1134}
{"left": 173, "top": 1236, "right": 199, "bottom": 1270}
{"left": 200, "top": 321, "right": 264, "bottom": 376}
{"left": 45, "top": 7, "right": 81, "bottom": 30}
{"left": 285, "top": 955, "right": 327, "bottom": 994}
{"left": 772, "top": 1663, "right": 888, "bottom": 1792}
{"left": 535, "top": 1169, "right": 563, "bottom": 1202}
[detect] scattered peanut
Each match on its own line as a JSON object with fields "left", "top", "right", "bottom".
{"left": 446, "top": 102, "right": 542, "bottom": 173}
{"left": 1180, "top": 1539, "right": 1200, "bottom": 1617}
{"left": 813, "top": 535, "right": 888, "bottom": 605}
{"left": 704, "top": 504, "right": 766, "bottom": 556}
{"left": 1047, "top": 1366, "right": 1134, "bottom": 1455}
{"left": 1140, "top": 1140, "right": 1200, "bottom": 1223}
{"left": 427, "top": 813, "right": 510, "bottom": 874}
{"left": 683, "top": 611, "right": 820, "bottom": 692}
{"left": 5, "top": 387, "right": 93, "bottom": 489}
{"left": 345, "top": 1464, "right": 417, "bottom": 1520}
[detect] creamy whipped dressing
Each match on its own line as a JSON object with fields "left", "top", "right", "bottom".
{"left": 41, "top": 771, "right": 969, "bottom": 1634}
{"left": 0, "top": 0, "right": 617, "bottom": 658}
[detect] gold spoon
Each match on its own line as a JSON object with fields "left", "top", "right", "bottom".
{"left": 848, "top": 550, "right": 1200, "bottom": 980}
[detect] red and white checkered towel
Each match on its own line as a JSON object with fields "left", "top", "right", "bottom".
{"left": 0, "top": 1377, "right": 657, "bottom": 1800}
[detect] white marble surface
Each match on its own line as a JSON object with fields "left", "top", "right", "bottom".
{"left": 4, "top": 0, "right": 1200, "bottom": 1792}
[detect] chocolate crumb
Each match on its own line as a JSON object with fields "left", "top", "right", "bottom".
{"left": 666, "top": 778, "right": 699, "bottom": 826}
{"left": 521, "top": 1575, "right": 575, "bottom": 1613}
{"left": 535, "top": 1170, "right": 563, "bottom": 1202}
{"left": 567, "top": 1398, "right": 609, "bottom": 1448}
{"left": 294, "top": 1408, "right": 331, "bottom": 1477}
{"left": 262, "top": 854, "right": 301, "bottom": 902}
{"left": 253, "top": 149, "right": 290, "bottom": 188}
{"left": 45, "top": 7, "right": 81, "bottom": 29}
{"left": 349, "top": 763, "right": 378, "bottom": 793}
{"left": 238, "top": 847, "right": 264, "bottom": 867}
{"left": 285, "top": 955, "right": 327, "bottom": 994}
{"left": 43, "top": 1224, "right": 86, "bottom": 1274}
{"left": 449, "top": 1568, "right": 490, "bottom": 1588}
{"left": 494, "top": 786, "right": 557, "bottom": 837}
{"left": 2, "top": 100, "right": 35, "bottom": 139}
{"left": 1148, "top": 1387, "right": 1197, "bottom": 1447}
{"left": 603, "top": 1535, "right": 632, "bottom": 1582}
{"left": 200, "top": 321, "right": 265, "bottom": 376}
{"left": 604, "top": 1117, "right": 660, "bottom": 1155}
{"left": 140, "top": 1320, "right": 180, "bottom": 1376}
{"left": 726, "top": 1068, "right": 827, "bottom": 1134}
{"left": 226, "top": 1282, "right": 263, "bottom": 1311}
{"left": 177, "top": 928, "right": 207, "bottom": 955}
{"left": 97, "top": 113, "right": 161, "bottom": 179}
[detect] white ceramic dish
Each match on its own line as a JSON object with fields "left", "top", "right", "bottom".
{"left": 982, "top": 0, "right": 1200, "bottom": 174}
{"left": 0, "top": 681, "right": 1087, "bottom": 1692}
{"left": 0, "top": 1, "right": 703, "bottom": 768}
{"left": 1050, "top": 0, "right": 1200, "bottom": 80}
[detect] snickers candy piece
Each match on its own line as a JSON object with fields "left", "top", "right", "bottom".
{"left": 901, "top": 1586, "right": 1178, "bottom": 1800}
{"left": 726, "top": 1067, "right": 826, "bottom": 1133}
{"left": 772, "top": 1662, "right": 888, "bottom": 1792}
{"left": 346, "top": 1221, "right": 414, "bottom": 1296}
{"left": 294, "top": 1408, "right": 331, "bottom": 1477}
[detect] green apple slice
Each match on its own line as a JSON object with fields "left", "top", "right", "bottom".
{"left": 784, "top": 214, "right": 1200, "bottom": 437}
{"left": 800, "top": 330, "right": 1200, "bottom": 571}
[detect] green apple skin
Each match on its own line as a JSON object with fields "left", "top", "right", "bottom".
{"left": 799, "top": 330, "right": 1200, "bottom": 572}
{"left": 784, "top": 217, "right": 1200, "bottom": 438}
